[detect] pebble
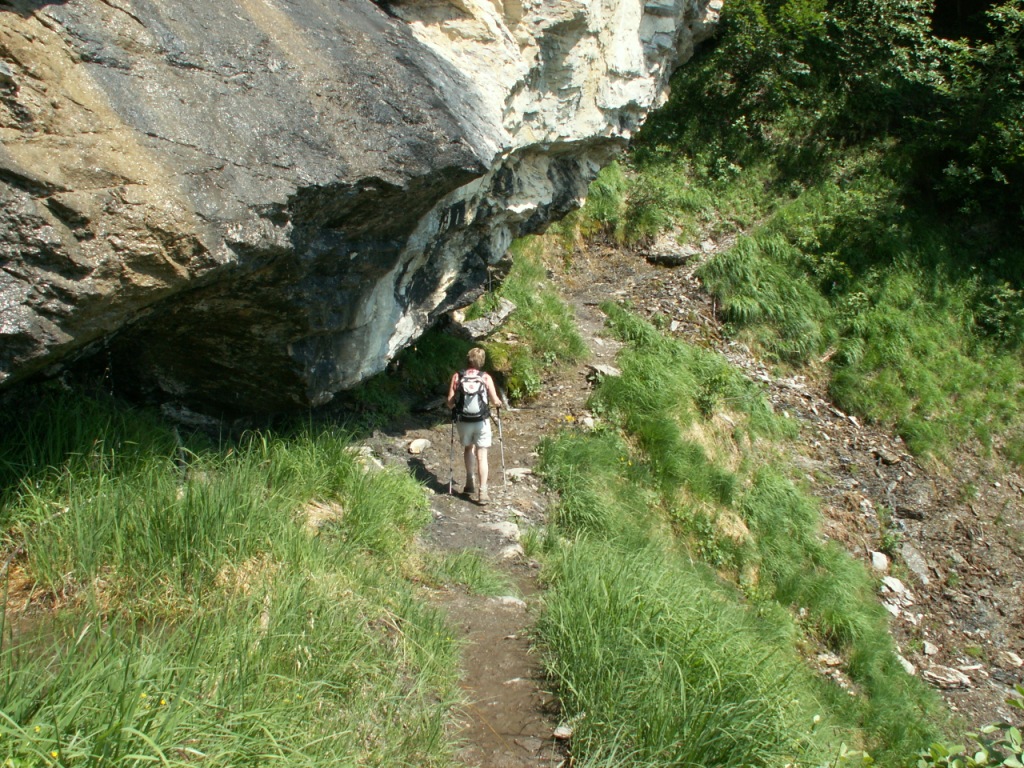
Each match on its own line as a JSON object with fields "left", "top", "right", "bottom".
{"left": 900, "top": 543, "right": 932, "bottom": 586}
{"left": 881, "top": 575, "right": 910, "bottom": 597}
{"left": 897, "top": 654, "right": 917, "bottom": 676}
{"left": 481, "top": 521, "right": 520, "bottom": 541}
{"left": 494, "top": 596, "right": 527, "bottom": 609}
{"left": 872, "top": 447, "right": 901, "bottom": 465}
{"left": 586, "top": 364, "right": 622, "bottom": 379}
{"left": 870, "top": 551, "right": 889, "bottom": 572}
{"left": 500, "top": 544, "right": 525, "bottom": 560}
{"left": 407, "top": 438, "right": 431, "bottom": 454}
{"left": 997, "top": 650, "right": 1023, "bottom": 669}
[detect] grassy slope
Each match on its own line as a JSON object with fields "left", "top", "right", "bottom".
{"left": 3, "top": 152, "right": 1015, "bottom": 766}
{"left": 581, "top": 142, "right": 1024, "bottom": 464}
{"left": 0, "top": 388, "right": 459, "bottom": 768}
{"left": 533, "top": 302, "right": 944, "bottom": 768}
{"left": 0, "top": 234, "right": 970, "bottom": 768}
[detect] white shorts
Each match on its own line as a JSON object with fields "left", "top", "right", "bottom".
{"left": 456, "top": 418, "right": 492, "bottom": 448}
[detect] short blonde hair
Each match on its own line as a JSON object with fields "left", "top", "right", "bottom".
{"left": 467, "top": 347, "right": 486, "bottom": 369}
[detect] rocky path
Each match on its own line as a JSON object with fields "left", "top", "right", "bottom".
{"left": 363, "top": 243, "right": 1022, "bottom": 766}
{"left": 362, "top": 295, "right": 620, "bottom": 767}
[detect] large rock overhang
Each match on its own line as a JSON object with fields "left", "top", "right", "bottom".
{"left": 0, "top": 0, "right": 721, "bottom": 413}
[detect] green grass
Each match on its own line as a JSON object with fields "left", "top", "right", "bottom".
{"left": 533, "top": 306, "right": 943, "bottom": 767}
{"left": 538, "top": 539, "right": 827, "bottom": 768}
{"left": 698, "top": 232, "right": 836, "bottom": 363}
{"left": 423, "top": 550, "right": 512, "bottom": 596}
{"left": 675, "top": 152, "right": 1024, "bottom": 460}
{"left": 0, "top": 386, "right": 460, "bottom": 768}
{"left": 468, "top": 237, "right": 586, "bottom": 401}
{"left": 552, "top": 118, "right": 1024, "bottom": 465}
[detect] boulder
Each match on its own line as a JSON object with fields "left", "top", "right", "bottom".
{"left": 447, "top": 297, "right": 517, "bottom": 341}
{"left": 922, "top": 665, "right": 973, "bottom": 689}
{"left": 0, "top": 0, "right": 720, "bottom": 413}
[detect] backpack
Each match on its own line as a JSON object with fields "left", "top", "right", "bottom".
{"left": 455, "top": 369, "right": 489, "bottom": 422}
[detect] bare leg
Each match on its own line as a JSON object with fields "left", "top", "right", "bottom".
{"left": 463, "top": 446, "right": 477, "bottom": 490}
{"left": 477, "top": 447, "right": 489, "bottom": 491}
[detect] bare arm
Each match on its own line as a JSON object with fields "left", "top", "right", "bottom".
{"left": 484, "top": 374, "right": 502, "bottom": 411}
{"left": 446, "top": 373, "right": 459, "bottom": 410}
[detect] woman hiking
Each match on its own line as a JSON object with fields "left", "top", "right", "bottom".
{"left": 447, "top": 347, "right": 501, "bottom": 504}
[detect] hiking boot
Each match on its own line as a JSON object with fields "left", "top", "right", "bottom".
{"left": 463, "top": 481, "right": 476, "bottom": 496}
{"left": 478, "top": 487, "right": 489, "bottom": 505}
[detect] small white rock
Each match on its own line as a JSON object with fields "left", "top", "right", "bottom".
{"left": 407, "top": 438, "right": 431, "bottom": 454}
{"left": 881, "top": 575, "right": 907, "bottom": 595}
{"left": 481, "top": 521, "right": 520, "bottom": 541}
{"left": 553, "top": 725, "right": 573, "bottom": 740}
{"left": 922, "top": 665, "right": 973, "bottom": 689}
{"left": 870, "top": 551, "right": 890, "bottom": 572}
{"left": 500, "top": 544, "right": 525, "bottom": 560}
{"left": 587, "top": 364, "right": 621, "bottom": 379}
{"left": 923, "top": 641, "right": 939, "bottom": 656}
{"left": 495, "top": 595, "right": 527, "bottom": 609}
{"left": 997, "top": 650, "right": 1023, "bottom": 668}
{"left": 897, "top": 653, "right": 917, "bottom": 676}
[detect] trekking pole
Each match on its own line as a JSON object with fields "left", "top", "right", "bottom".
{"left": 448, "top": 412, "right": 456, "bottom": 495}
{"left": 496, "top": 407, "right": 506, "bottom": 487}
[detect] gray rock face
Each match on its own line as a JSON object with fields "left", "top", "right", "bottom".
{"left": 0, "top": 0, "right": 719, "bottom": 412}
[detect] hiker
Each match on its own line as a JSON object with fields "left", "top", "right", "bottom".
{"left": 447, "top": 347, "right": 502, "bottom": 504}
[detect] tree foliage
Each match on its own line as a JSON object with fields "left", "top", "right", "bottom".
{"left": 934, "top": 2, "right": 1024, "bottom": 227}
{"left": 638, "top": 0, "right": 1024, "bottom": 249}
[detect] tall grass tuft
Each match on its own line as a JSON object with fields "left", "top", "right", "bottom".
{"left": 539, "top": 539, "right": 826, "bottom": 768}
{"left": 0, "top": 387, "right": 460, "bottom": 767}
{"left": 423, "top": 550, "right": 512, "bottom": 596}
{"left": 698, "top": 233, "right": 835, "bottom": 364}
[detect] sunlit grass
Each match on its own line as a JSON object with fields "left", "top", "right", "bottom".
{"left": 423, "top": 550, "right": 513, "bottom": 596}
{"left": 0, "top": 387, "right": 459, "bottom": 768}
{"left": 533, "top": 306, "right": 943, "bottom": 766}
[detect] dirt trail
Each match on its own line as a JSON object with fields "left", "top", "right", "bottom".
{"left": 363, "top": 294, "right": 618, "bottom": 767}
{"left": 364, "top": 244, "right": 1023, "bottom": 766}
